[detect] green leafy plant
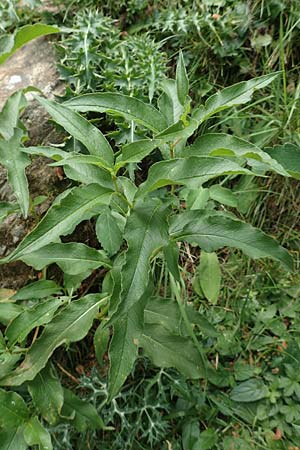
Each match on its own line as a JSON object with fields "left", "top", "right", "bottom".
{"left": 0, "top": 55, "right": 298, "bottom": 448}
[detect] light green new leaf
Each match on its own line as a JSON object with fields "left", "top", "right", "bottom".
{"left": 0, "top": 428, "right": 27, "bottom": 450}
{"left": 198, "top": 251, "right": 221, "bottom": 304}
{"left": 12, "top": 280, "right": 61, "bottom": 300}
{"left": 64, "top": 92, "right": 167, "bottom": 132}
{"left": 0, "top": 303, "right": 24, "bottom": 326}
{"left": 141, "top": 323, "right": 205, "bottom": 378}
{"left": 0, "top": 293, "right": 108, "bottom": 386}
{"left": 265, "top": 143, "right": 300, "bottom": 179}
{"left": 209, "top": 185, "right": 238, "bottom": 208}
{"left": 187, "top": 133, "right": 288, "bottom": 176}
{"left": 193, "top": 73, "right": 279, "bottom": 123}
{"left": 0, "top": 389, "right": 29, "bottom": 428}
{"left": 22, "top": 146, "right": 71, "bottom": 161}
{"left": 49, "top": 154, "right": 111, "bottom": 172}
{"left": 230, "top": 379, "right": 269, "bottom": 402}
{"left": 170, "top": 211, "right": 293, "bottom": 270}
{"left": 0, "top": 184, "right": 112, "bottom": 264}
{"left": 120, "top": 139, "right": 160, "bottom": 164}
{"left": 36, "top": 97, "right": 114, "bottom": 166}
{"left": 159, "top": 79, "right": 184, "bottom": 124}
{"left": 137, "top": 156, "right": 252, "bottom": 196}
{"left": 110, "top": 200, "right": 169, "bottom": 320}
{"left": 62, "top": 388, "right": 103, "bottom": 431}
{"left": 0, "top": 90, "right": 27, "bottom": 140}
{"left": 176, "top": 51, "right": 189, "bottom": 106}
{"left": 28, "top": 364, "right": 64, "bottom": 425}
{"left": 64, "top": 163, "right": 114, "bottom": 188}
{"left": 0, "top": 23, "right": 60, "bottom": 64}
{"left": 23, "top": 416, "right": 53, "bottom": 450}
{"left": 96, "top": 208, "right": 123, "bottom": 256}
{"left": 20, "top": 242, "right": 111, "bottom": 274}
{"left": 0, "top": 128, "right": 30, "bottom": 217}
{"left": 6, "top": 297, "right": 66, "bottom": 347}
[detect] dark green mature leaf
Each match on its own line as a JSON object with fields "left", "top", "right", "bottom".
{"left": 0, "top": 128, "right": 30, "bottom": 217}
{"left": 0, "top": 294, "right": 108, "bottom": 386}
{"left": 120, "top": 139, "right": 160, "bottom": 164}
{"left": 0, "top": 389, "right": 29, "bottom": 428}
{"left": 110, "top": 200, "right": 169, "bottom": 320}
{"left": 141, "top": 323, "right": 205, "bottom": 378}
{"left": 64, "top": 163, "right": 114, "bottom": 188}
{"left": 22, "top": 146, "right": 73, "bottom": 160}
{"left": 23, "top": 416, "right": 53, "bottom": 450}
{"left": 64, "top": 92, "right": 168, "bottom": 132}
{"left": 187, "top": 133, "right": 288, "bottom": 176}
{"left": 0, "top": 352, "right": 21, "bottom": 379}
{"left": 94, "top": 323, "right": 109, "bottom": 367}
{"left": 170, "top": 211, "right": 293, "bottom": 270}
{"left": 0, "top": 23, "right": 60, "bottom": 64}
{"left": 137, "top": 156, "right": 251, "bottom": 196}
{"left": 176, "top": 51, "right": 189, "bottom": 106}
{"left": 193, "top": 73, "right": 279, "bottom": 123}
{"left": 49, "top": 154, "right": 111, "bottom": 171}
{"left": 12, "top": 280, "right": 61, "bottom": 300}
{"left": 265, "top": 143, "right": 300, "bottom": 179}
{"left": 209, "top": 185, "right": 238, "bottom": 208}
{"left": 28, "top": 364, "right": 64, "bottom": 425}
{"left": 6, "top": 297, "right": 66, "bottom": 346}
{"left": 0, "top": 428, "right": 27, "bottom": 450}
{"left": 0, "top": 303, "right": 24, "bottom": 326}
{"left": 62, "top": 388, "right": 103, "bottom": 431}
{"left": 20, "top": 243, "right": 111, "bottom": 274}
{"left": 0, "top": 184, "right": 112, "bottom": 264}
{"left": 230, "top": 379, "right": 269, "bottom": 402}
{"left": 198, "top": 251, "right": 221, "bottom": 304}
{"left": 160, "top": 79, "right": 184, "bottom": 124}
{"left": 0, "top": 202, "right": 20, "bottom": 224}
{"left": 0, "top": 90, "right": 27, "bottom": 140}
{"left": 36, "top": 97, "right": 114, "bottom": 166}
{"left": 96, "top": 208, "right": 123, "bottom": 256}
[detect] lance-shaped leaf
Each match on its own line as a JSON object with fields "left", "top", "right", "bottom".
{"left": 62, "top": 388, "right": 104, "bottom": 431}
{"left": 176, "top": 50, "right": 189, "bottom": 106}
{"left": 36, "top": 97, "right": 114, "bottom": 166}
{"left": 159, "top": 79, "right": 184, "bottom": 124}
{"left": 0, "top": 90, "right": 27, "bottom": 140}
{"left": 193, "top": 73, "right": 279, "bottom": 123}
{"left": 64, "top": 163, "right": 114, "bottom": 188}
{"left": 20, "top": 242, "right": 111, "bottom": 274}
{"left": 63, "top": 92, "right": 167, "bottom": 132}
{"left": 28, "top": 364, "right": 64, "bottom": 425}
{"left": 265, "top": 143, "right": 300, "bottom": 179}
{"left": 0, "top": 293, "right": 108, "bottom": 386}
{"left": 186, "top": 133, "right": 289, "bottom": 176}
{"left": 108, "top": 298, "right": 145, "bottom": 401}
{"left": 119, "top": 139, "right": 161, "bottom": 164}
{"left": 96, "top": 208, "right": 123, "bottom": 256}
{"left": 170, "top": 211, "right": 293, "bottom": 270}
{"left": 12, "top": 280, "right": 61, "bottom": 300}
{"left": 6, "top": 297, "right": 66, "bottom": 347}
{"left": 0, "top": 389, "right": 29, "bottom": 428}
{"left": 0, "top": 184, "right": 112, "bottom": 264}
{"left": 197, "top": 251, "right": 221, "bottom": 305}
{"left": 110, "top": 200, "right": 169, "bottom": 320}
{"left": 0, "top": 128, "right": 30, "bottom": 217}
{"left": 0, "top": 428, "right": 27, "bottom": 450}
{"left": 141, "top": 323, "right": 205, "bottom": 378}
{"left": 22, "top": 146, "right": 71, "bottom": 161}
{"left": 137, "top": 156, "right": 252, "bottom": 196}
{"left": 0, "top": 23, "right": 60, "bottom": 64}
{"left": 49, "top": 154, "right": 111, "bottom": 171}
{"left": 23, "top": 416, "right": 53, "bottom": 450}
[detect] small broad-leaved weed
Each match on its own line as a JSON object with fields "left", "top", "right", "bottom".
{"left": 0, "top": 53, "right": 297, "bottom": 448}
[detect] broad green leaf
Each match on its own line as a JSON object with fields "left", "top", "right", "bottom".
{"left": 0, "top": 184, "right": 112, "bottom": 264}
{"left": 96, "top": 208, "right": 123, "bottom": 256}
{"left": 170, "top": 211, "right": 293, "bottom": 270}
{"left": 193, "top": 73, "right": 279, "bottom": 123}
{"left": 176, "top": 51, "right": 189, "bottom": 106}
{"left": 36, "top": 97, "right": 114, "bottom": 166}
{"left": 0, "top": 294, "right": 108, "bottom": 386}
{"left": 0, "top": 90, "right": 27, "bottom": 140}
{"left": 137, "top": 156, "right": 252, "bottom": 196}
{"left": 163, "top": 241, "right": 181, "bottom": 281}
{"left": 64, "top": 92, "right": 167, "bottom": 132}
{"left": 187, "top": 133, "right": 288, "bottom": 176}
{"left": 94, "top": 323, "right": 109, "bottom": 367}
{"left": 6, "top": 297, "right": 66, "bottom": 346}
{"left": 12, "top": 280, "right": 61, "bottom": 300}
{"left": 20, "top": 243, "right": 111, "bottom": 274}
{"left": 49, "top": 154, "right": 111, "bottom": 171}
{"left": 120, "top": 139, "right": 160, "bottom": 164}
{"left": 265, "top": 143, "right": 300, "bottom": 179}
{"left": 62, "top": 388, "right": 103, "bottom": 431}
{"left": 160, "top": 79, "right": 184, "bottom": 124}
{"left": 155, "top": 118, "right": 198, "bottom": 144}
{"left": 0, "top": 352, "right": 21, "bottom": 379}
{"left": 209, "top": 185, "right": 238, "bottom": 208}
{"left": 0, "top": 23, "right": 60, "bottom": 64}
{"left": 0, "top": 303, "right": 24, "bottom": 326}
{"left": 0, "top": 389, "right": 29, "bottom": 428}
{"left": 64, "top": 163, "right": 114, "bottom": 188}
{"left": 108, "top": 301, "right": 144, "bottom": 401}
{"left": 0, "top": 128, "right": 30, "bottom": 217}
{"left": 197, "top": 251, "right": 221, "bottom": 304}
{"left": 230, "top": 379, "right": 269, "bottom": 402}
{"left": 28, "top": 364, "right": 64, "bottom": 425}
{"left": 0, "top": 202, "right": 20, "bottom": 224}
{"left": 110, "top": 200, "right": 169, "bottom": 320}
{"left": 23, "top": 416, "right": 53, "bottom": 450}
{"left": 0, "top": 428, "right": 27, "bottom": 450}
{"left": 141, "top": 323, "right": 205, "bottom": 378}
